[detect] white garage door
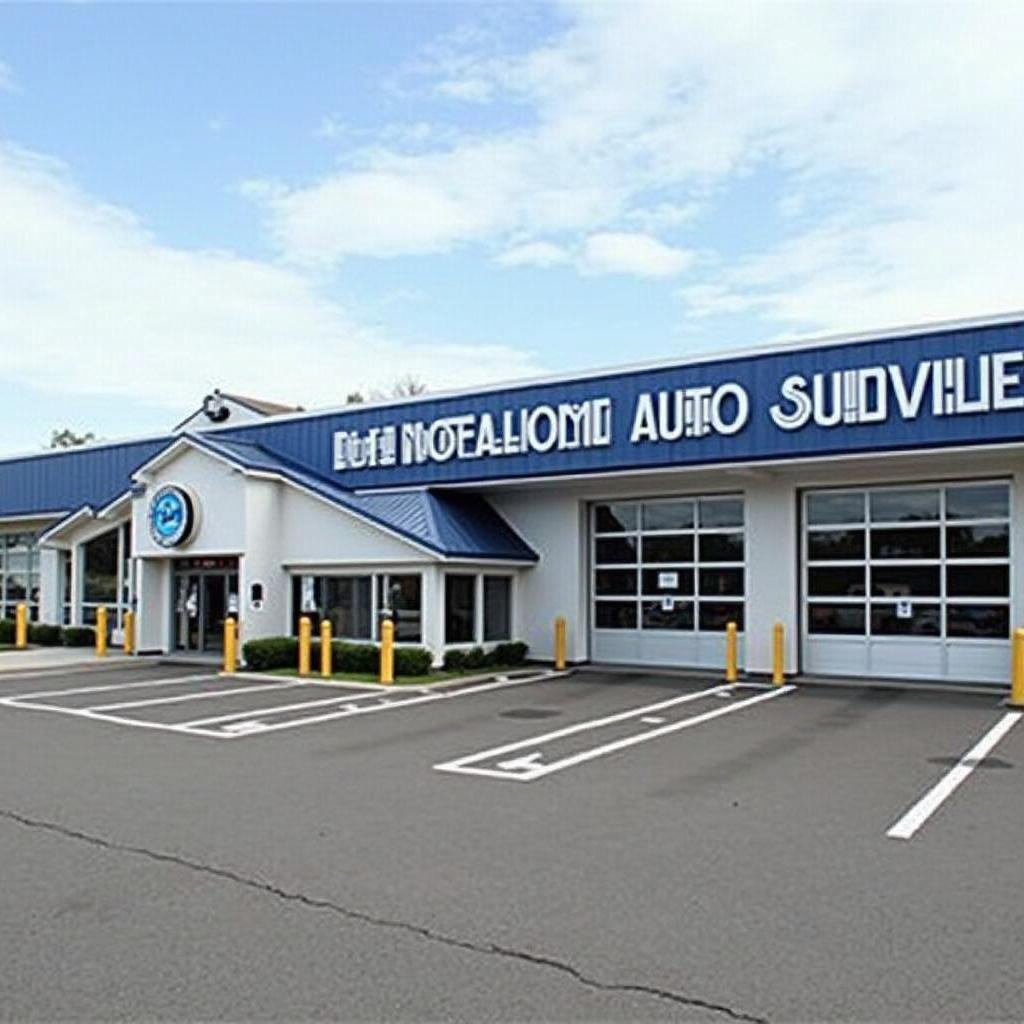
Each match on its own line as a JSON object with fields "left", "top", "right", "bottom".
{"left": 802, "top": 481, "right": 1012, "bottom": 684}
{"left": 590, "top": 495, "right": 745, "bottom": 668}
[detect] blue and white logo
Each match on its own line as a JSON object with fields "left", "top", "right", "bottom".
{"left": 149, "top": 485, "right": 195, "bottom": 548}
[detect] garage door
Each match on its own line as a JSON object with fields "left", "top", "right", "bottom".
{"left": 590, "top": 495, "right": 745, "bottom": 668}
{"left": 803, "top": 481, "right": 1012, "bottom": 684}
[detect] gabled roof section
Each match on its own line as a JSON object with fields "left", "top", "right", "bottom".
{"left": 0, "top": 437, "right": 169, "bottom": 521}
{"left": 166, "top": 433, "right": 538, "bottom": 563}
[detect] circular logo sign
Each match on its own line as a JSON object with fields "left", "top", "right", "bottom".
{"left": 149, "top": 485, "right": 195, "bottom": 548}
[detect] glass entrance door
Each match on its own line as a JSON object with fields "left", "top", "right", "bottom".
{"left": 173, "top": 560, "right": 239, "bottom": 653}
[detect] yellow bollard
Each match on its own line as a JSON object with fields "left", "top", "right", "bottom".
{"left": 15, "top": 603, "right": 27, "bottom": 649}
{"left": 223, "top": 617, "right": 237, "bottom": 674}
{"left": 321, "top": 618, "right": 333, "bottom": 678}
{"left": 725, "top": 621, "right": 738, "bottom": 683}
{"left": 1009, "top": 628, "right": 1024, "bottom": 707}
{"left": 123, "top": 610, "right": 135, "bottom": 655}
{"left": 772, "top": 621, "right": 785, "bottom": 686}
{"left": 96, "top": 606, "right": 108, "bottom": 658}
{"left": 380, "top": 619, "right": 395, "bottom": 685}
{"left": 298, "top": 616, "right": 312, "bottom": 677}
{"left": 554, "top": 616, "right": 567, "bottom": 671}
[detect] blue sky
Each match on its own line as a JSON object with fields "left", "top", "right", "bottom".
{"left": 0, "top": 1, "right": 1021, "bottom": 453}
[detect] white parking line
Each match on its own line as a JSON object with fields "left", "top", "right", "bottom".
{"left": 89, "top": 681, "right": 301, "bottom": 712}
{"left": 0, "top": 669, "right": 562, "bottom": 739}
{"left": 435, "top": 684, "right": 795, "bottom": 782}
{"left": 1, "top": 673, "right": 211, "bottom": 702}
{"left": 181, "top": 670, "right": 560, "bottom": 733}
{"left": 886, "top": 710, "right": 1023, "bottom": 841}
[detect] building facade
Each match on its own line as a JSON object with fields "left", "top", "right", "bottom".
{"left": 4, "top": 313, "right": 1024, "bottom": 686}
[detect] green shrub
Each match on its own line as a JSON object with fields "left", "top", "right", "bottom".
{"left": 463, "top": 646, "right": 487, "bottom": 670}
{"left": 334, "top": 642, "right": 378, "bottom": 674}
{"left": 491, "top": 641, "right": 529, "bottom": 667}
{"left": 0, "top": 619, "right": 14, "bottom": 644}
{"left": 63, "top": 626, "right": 95, "bottom": 648}
{"left": 395, "top": 646, "right": 433, "bottom": 676}
{"left": 243, "top": 636, "right": 298, "bottom": 671}
{"left": 29, "top": 623, "right": 63, "bottom": 646}
{"left": 443, "top": 648, "right": 468, "bottom": 672}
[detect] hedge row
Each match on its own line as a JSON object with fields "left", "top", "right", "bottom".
{"left": 241, "top": 637, "right": 530, "bottom": 676}
{"left": 442, "top": 642, "right": 529, "bottom": 672}
{"left": 0, "top": 619, "right": 96, "bottom": 647}
{"left": 242, "top": 637, "right": 434, "bottom": 677}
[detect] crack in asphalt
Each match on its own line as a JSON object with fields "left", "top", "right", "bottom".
{"left": 0, "top": 807, "right": 767, "bottom": 1024}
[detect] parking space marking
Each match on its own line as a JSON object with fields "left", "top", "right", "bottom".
{"left": 1, "top": 673, "right": 210, "bottom": 702}
{"left": 886, "top": 710, "right": 1023, "bottom": 841}
{"left": 435, "top": 684, "right": 796, "bottom": 782}
{"left": 0, "top": 669, "right": 562, "bottom": 739}
{"left": 89, "top": 681, "right": 301, "bottom": 712}
{"left": 179, "top": 670, "right": 562, "bottom": 735}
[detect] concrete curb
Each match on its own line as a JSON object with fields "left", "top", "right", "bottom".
{"left": 218, "top": 667, "right": 572, "bottom": 693}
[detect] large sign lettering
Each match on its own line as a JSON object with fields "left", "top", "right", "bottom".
{"left": 223, "top": 320, "right": 1024, "bottom": 489}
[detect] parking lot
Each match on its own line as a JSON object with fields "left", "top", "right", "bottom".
{"left": 1, "top": 660, "right": 1022, "bottom": 1021}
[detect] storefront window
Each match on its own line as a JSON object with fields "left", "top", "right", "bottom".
{"left": 0, "top": 533, "right": 41, "bottom": 621}
{"left": 483, "top": 576, "right": 512, "bottom": 642}
{"left": 324, "top": 576, "right": 372, "bottom": 639}
{"left": 445, "top": 574, "right": 476, "bottom": 644}
{"left": 381, "top": 574, "right": 422, "bottom": 642}
{"left": 78, "top": 523, "right": 132, "bottom": 626}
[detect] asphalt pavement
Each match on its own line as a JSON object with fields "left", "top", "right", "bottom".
{"left": 1, "top": 660, "right": 1021, "bottom": 1021}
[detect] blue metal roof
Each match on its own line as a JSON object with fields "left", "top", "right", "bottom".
{"left": 0, "top": 437, "right": 169, "bottom": 520}
{"left": 186, "top": 433, "right": 537, "bottom": 561}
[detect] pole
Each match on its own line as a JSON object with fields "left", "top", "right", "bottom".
{"left": 96, "top": 606, "right": 108, "bottom": 658}
{"left": 321, "top": 618, "right": 333, "bottom": 678}
{"left": 554, "top": 616, "right": 567, "bottom": 671}
{"left": 223, "top": 617, "right": 237, "bottom": 674}
{"left": 772, "top": 622, "right": 785, "bottom": 686}
{"left": 15, "top": 603, "right": 27, "bottom": 649}
{"left": 123, "top": 610, "right": 135, "bottom": 655}
{"left": 298, "top": 616, "right": 311, "bottom": 677}
{"left": 725, "top": 621, "right": 738, "bottom": 683}
{"left": 1009, "top": 628, "right": 1024, "bottom": 707}
{"left": 380, "top": 619, "right": 394, "bottom": 685}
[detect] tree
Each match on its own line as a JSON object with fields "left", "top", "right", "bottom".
{"left": 49, "top": 428, "right": 96, "bottom": 449}
{"left": 391, "top": 375, "right": 428, "bottom": 398}
{"left": 345, "top": 392, "right": 365, "bottom": 404}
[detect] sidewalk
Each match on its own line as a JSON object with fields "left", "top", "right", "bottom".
{"left": 0, "top": 647, "right": 135, "bottom": 674}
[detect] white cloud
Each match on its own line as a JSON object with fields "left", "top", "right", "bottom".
{"left": 0, "top": 144, "right": 541, "bottom": 412}
{"left": 580, "top": 232, "right": 693, "bottom": 278}
{"left": 495, "top": 241, "right": 570, "bottom": 268}
{"left": 257, "top": 1, "right": 1024, "bottom": 332}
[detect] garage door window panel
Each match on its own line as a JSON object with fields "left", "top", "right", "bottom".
{"left": 641, "top": 568, "right": 693, "bottom": 596}
{"left": 807, "top": 491, "right": 865, "bottom": 526}
{"left": 946, "top": 484, "right": 1010, "bottom": 520}
{"left": 870, "top": 527, "right": 940, "bottom": 560}
{"left": 642, "top": 501, "right": 694, "bottom": 531}
{"left": 595, "top": 569, "right": 638, "bottom": 596}
{"left": 595, "top": 536, "right": 638, "bottom": 564}
{"left": 698, "top": 498, "right": 744, "bottom": 528}
{"left": 699, "top": 567, "right": 743, "bottom": 597}
{"left": 699, "top": 601, "right": 745, "bottom": 631}
{"left": 595, "top": 503, "right": 637, "bottom": 534}
{"left": 808, "top": 529, "right": 865, "bottom": 561}
{"left": 947, "top": 564, "right": 1009, "bottom": 598}
{"left": 869, "top": 488, "right": 940, "bottom": 523}
{"left": 699, "top": 532, "right": 744, "bottom": 562}
{"left": 809, "top": 566, "right": 865, "bottom": 597}
{"left": 947, "top": 604, "right": 1010, "bottom": 638}
{"left": 595, "top": 600, "right": 638, "bottom": 629}
{"left": 809, "top": 603, "right": 866, "bottom": 635}
{"left": 947, "top": 525, "right": 1009, "bottom": 558}
{"left": 871, "top": 565, "right": 940, "bottom": 597}
{"left": 642, "top": 600, "right": 694, "bottom": 630}
{"left": 642, "top": 534, "right": 693, "bottom": 563}
{"left": 871, "top": 603, "right": 941, "bottom": 636}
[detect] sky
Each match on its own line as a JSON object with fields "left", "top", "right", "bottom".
{"left": 0, "top": 1, "right": 1022, "bottom": 454}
